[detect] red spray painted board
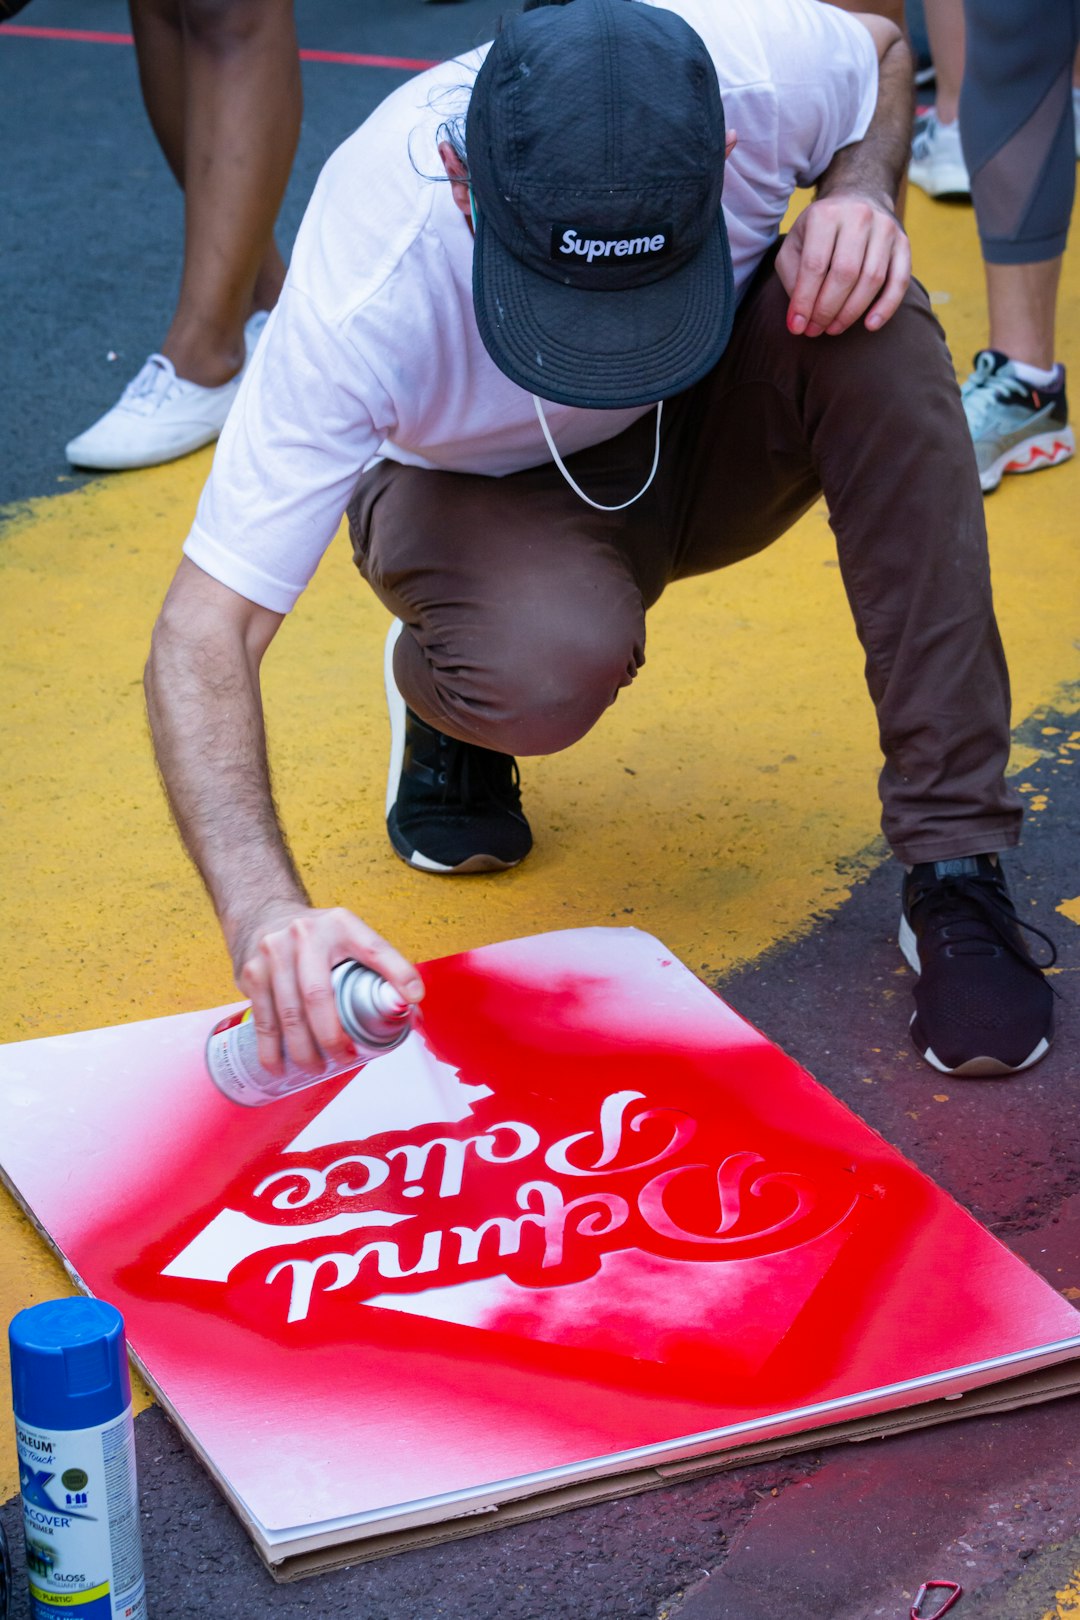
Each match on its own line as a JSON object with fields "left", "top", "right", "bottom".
{"left": 1, "top": 928, "right": 1077, "bottom": 1575}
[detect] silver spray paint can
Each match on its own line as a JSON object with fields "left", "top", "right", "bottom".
{"left": 206, "top": 961, "right": 412, "bottom": 1106}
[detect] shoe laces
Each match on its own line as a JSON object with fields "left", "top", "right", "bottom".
{"left": 437, "top": 732, "right": 523, "bottom": 815}
{"left": 120, "top": 354, "right": 181, "bottom": 414}
{"left": 911, "top": 111, "right": 942, "bottom": 160}
{"left": 910, "top": 868, "right": 1057, "bottom": 973}
{"left": 961, "top": 352, "right": 1037, "bottom": 425}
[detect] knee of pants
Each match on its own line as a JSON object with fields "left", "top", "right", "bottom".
{"left": 436, "top": 629, "right": 642, "bottom": 758}
{"left": 742, "top": 270, "right": 946, "bottom": 408}
{"left": 824, "top": 282, "right": 939, "bottom": 376}
{"left": 804, "top": 284, "right": 961, "bottom": 425}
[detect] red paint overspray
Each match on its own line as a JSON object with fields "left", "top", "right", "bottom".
{"left": 0, "top": 928, "right": 1076, "bottom": 1538}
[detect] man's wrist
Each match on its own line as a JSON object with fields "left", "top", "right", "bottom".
{"left": 814, "top": 180, "right": 897, "bottom": 215}
{"left": 221, "top": 889, "right": 312, "bottom": 962}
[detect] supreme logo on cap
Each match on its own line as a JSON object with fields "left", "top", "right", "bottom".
{"left": 551, "top": 224, "right": 673, "bottom": 265}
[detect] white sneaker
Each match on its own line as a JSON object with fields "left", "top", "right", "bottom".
{"left": 243, "top": 308, "right": 270, "bottom": 353}
{"left": 65, "top": 311, "right": 268, "bottom": 472}
{"left": 908, "top": 112, "right": 970, "bottom": 199}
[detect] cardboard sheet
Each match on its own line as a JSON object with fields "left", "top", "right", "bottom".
{"left": 1, "top": 928, "right": 1077, "bottom": 1576}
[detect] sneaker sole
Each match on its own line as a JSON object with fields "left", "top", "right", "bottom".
{"left": 898, "top": 916, "right": 1051, "bottom": 1076}
{"left": 383, "top": 619, "right": 526, "bottom": 876}
{"left": 980, "top": 425, "right": 1075, "bottom": 493}
{"left": 898, "top": 913, "right": 921, "bottom": 976}
{"left": 909, "top": 1020, "right": 1049, "bottom": 1078}
{"left": 64, "top": 423, "right": 224, "bottom": 471}
{"left": 384, "top": 617, "right": 407, "bottom": 819}
{"left": 387, "top": 836, "right": 523, "bottom": 876}
{"left": 907, "top": 160, "right": 970, "bottom": 199}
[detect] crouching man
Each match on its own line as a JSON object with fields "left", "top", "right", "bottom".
{"left": 145, "top": 0, "right": 1054, "bottom": 1082}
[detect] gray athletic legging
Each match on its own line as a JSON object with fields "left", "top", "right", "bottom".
{"left": 960, "top": 0, "right": 1080, "bottom": 263}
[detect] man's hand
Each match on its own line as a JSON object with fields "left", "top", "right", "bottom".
{"left": 232, "top": 901, "right": 425, "bottom": 1078}
{"left": 775, "top": 11, "right": 913, "bottom": 339}
{"left": 775, "top": 192, "right": 911, "bottom": 337}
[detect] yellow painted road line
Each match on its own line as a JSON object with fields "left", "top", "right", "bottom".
{"left": 1, "top": 192, "right": 1078, "bottom": 1510}
{"left": 1044, "top": 1566, "right": 1080, "bottom": 1619}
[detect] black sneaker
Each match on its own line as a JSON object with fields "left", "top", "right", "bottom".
{"left": 899, "top": 855, "right": 1056, "bottom": 1077}
{"left": 384, "top": 622, "right": 532, "bottom": 874}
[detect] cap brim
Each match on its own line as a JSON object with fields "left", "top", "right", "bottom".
{"left": 472, "top": 214, "right": 734, "bottom": 410}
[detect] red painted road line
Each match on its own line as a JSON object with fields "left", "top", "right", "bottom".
{"left": 0, "top": 24, "right": 438, "bottom": 70}
{"left": 300, "top": 47, "right": 438, "bottom": 70}
{"left": 2, "top": 25, "right": 135, "bottom": 45}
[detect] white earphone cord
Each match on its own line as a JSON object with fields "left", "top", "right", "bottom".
{"left": 532, "top": 395, "right": 663, "bottom": 512}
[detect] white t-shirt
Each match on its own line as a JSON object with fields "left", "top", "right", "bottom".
{"left": 185, "top": 0, "right": 878, "bottom": 614}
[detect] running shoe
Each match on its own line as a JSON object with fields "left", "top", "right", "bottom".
{"left": 384, "top": 621, "right": 532, "bottom": 874}
{"left": 908, "top": 112, "right": 970, "bottom": 198}
{"left": 900, "top": 855, "right": 1056, "bottom": 1077}
{"left": 961, "top": 350, "right": 1075, "bottom": 492}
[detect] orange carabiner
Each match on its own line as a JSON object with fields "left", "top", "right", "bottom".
{"left": 911, "top": 1579, "right": 962, "bottom": 1619}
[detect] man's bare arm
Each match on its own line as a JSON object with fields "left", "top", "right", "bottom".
{"left": 816, "top": 14, "right": 912, "bottom": 212}
{"left": 777, "top": 15, "right": 913, "bottom": 337}
{"left": 146, "top": 559, "right": 305, "bottom": 947}
{"left": 145, "top": 559, "right": 423, "bottom": 1072}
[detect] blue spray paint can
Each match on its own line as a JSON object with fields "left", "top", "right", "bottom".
{"left": 9, "top": 1298, "right": 147, "bottom": 1620}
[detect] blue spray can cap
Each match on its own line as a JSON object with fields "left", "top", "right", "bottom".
{"left": 9, "top": 1298, "right": 131, "bottom": 1431}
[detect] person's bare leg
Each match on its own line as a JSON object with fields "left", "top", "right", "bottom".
{"left": 985, "top": 258, "right": 1063, "bottom": 370}
{"left": 129, "top": 0, "right": 301, "bottom": 387}
{"left": 922, "top": 0, "right": 965, "bottom": 123}
{"left": 129, "top": 0, "right": 187, "bottom": 183}
{"left": 130, "top": 0, "right": 292, "bottom": 359}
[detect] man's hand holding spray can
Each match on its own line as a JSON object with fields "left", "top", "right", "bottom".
{"left": 206, "top": 960, "right": 414, "bottom": 1106}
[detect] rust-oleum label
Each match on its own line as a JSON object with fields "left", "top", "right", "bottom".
{"left": 16, "top": 1413, "right": 146, "bottom": 1619}
{"left": 205, "top": 1008, "right": 257, "bottom": 1104}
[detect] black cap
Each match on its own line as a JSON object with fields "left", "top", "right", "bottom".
{"left": 466, "top": 0, "right": 733, "bottom": 410}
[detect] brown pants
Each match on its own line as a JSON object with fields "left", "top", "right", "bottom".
{"left": 348, "top": 257, "right": 1023, "bottom": 866}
